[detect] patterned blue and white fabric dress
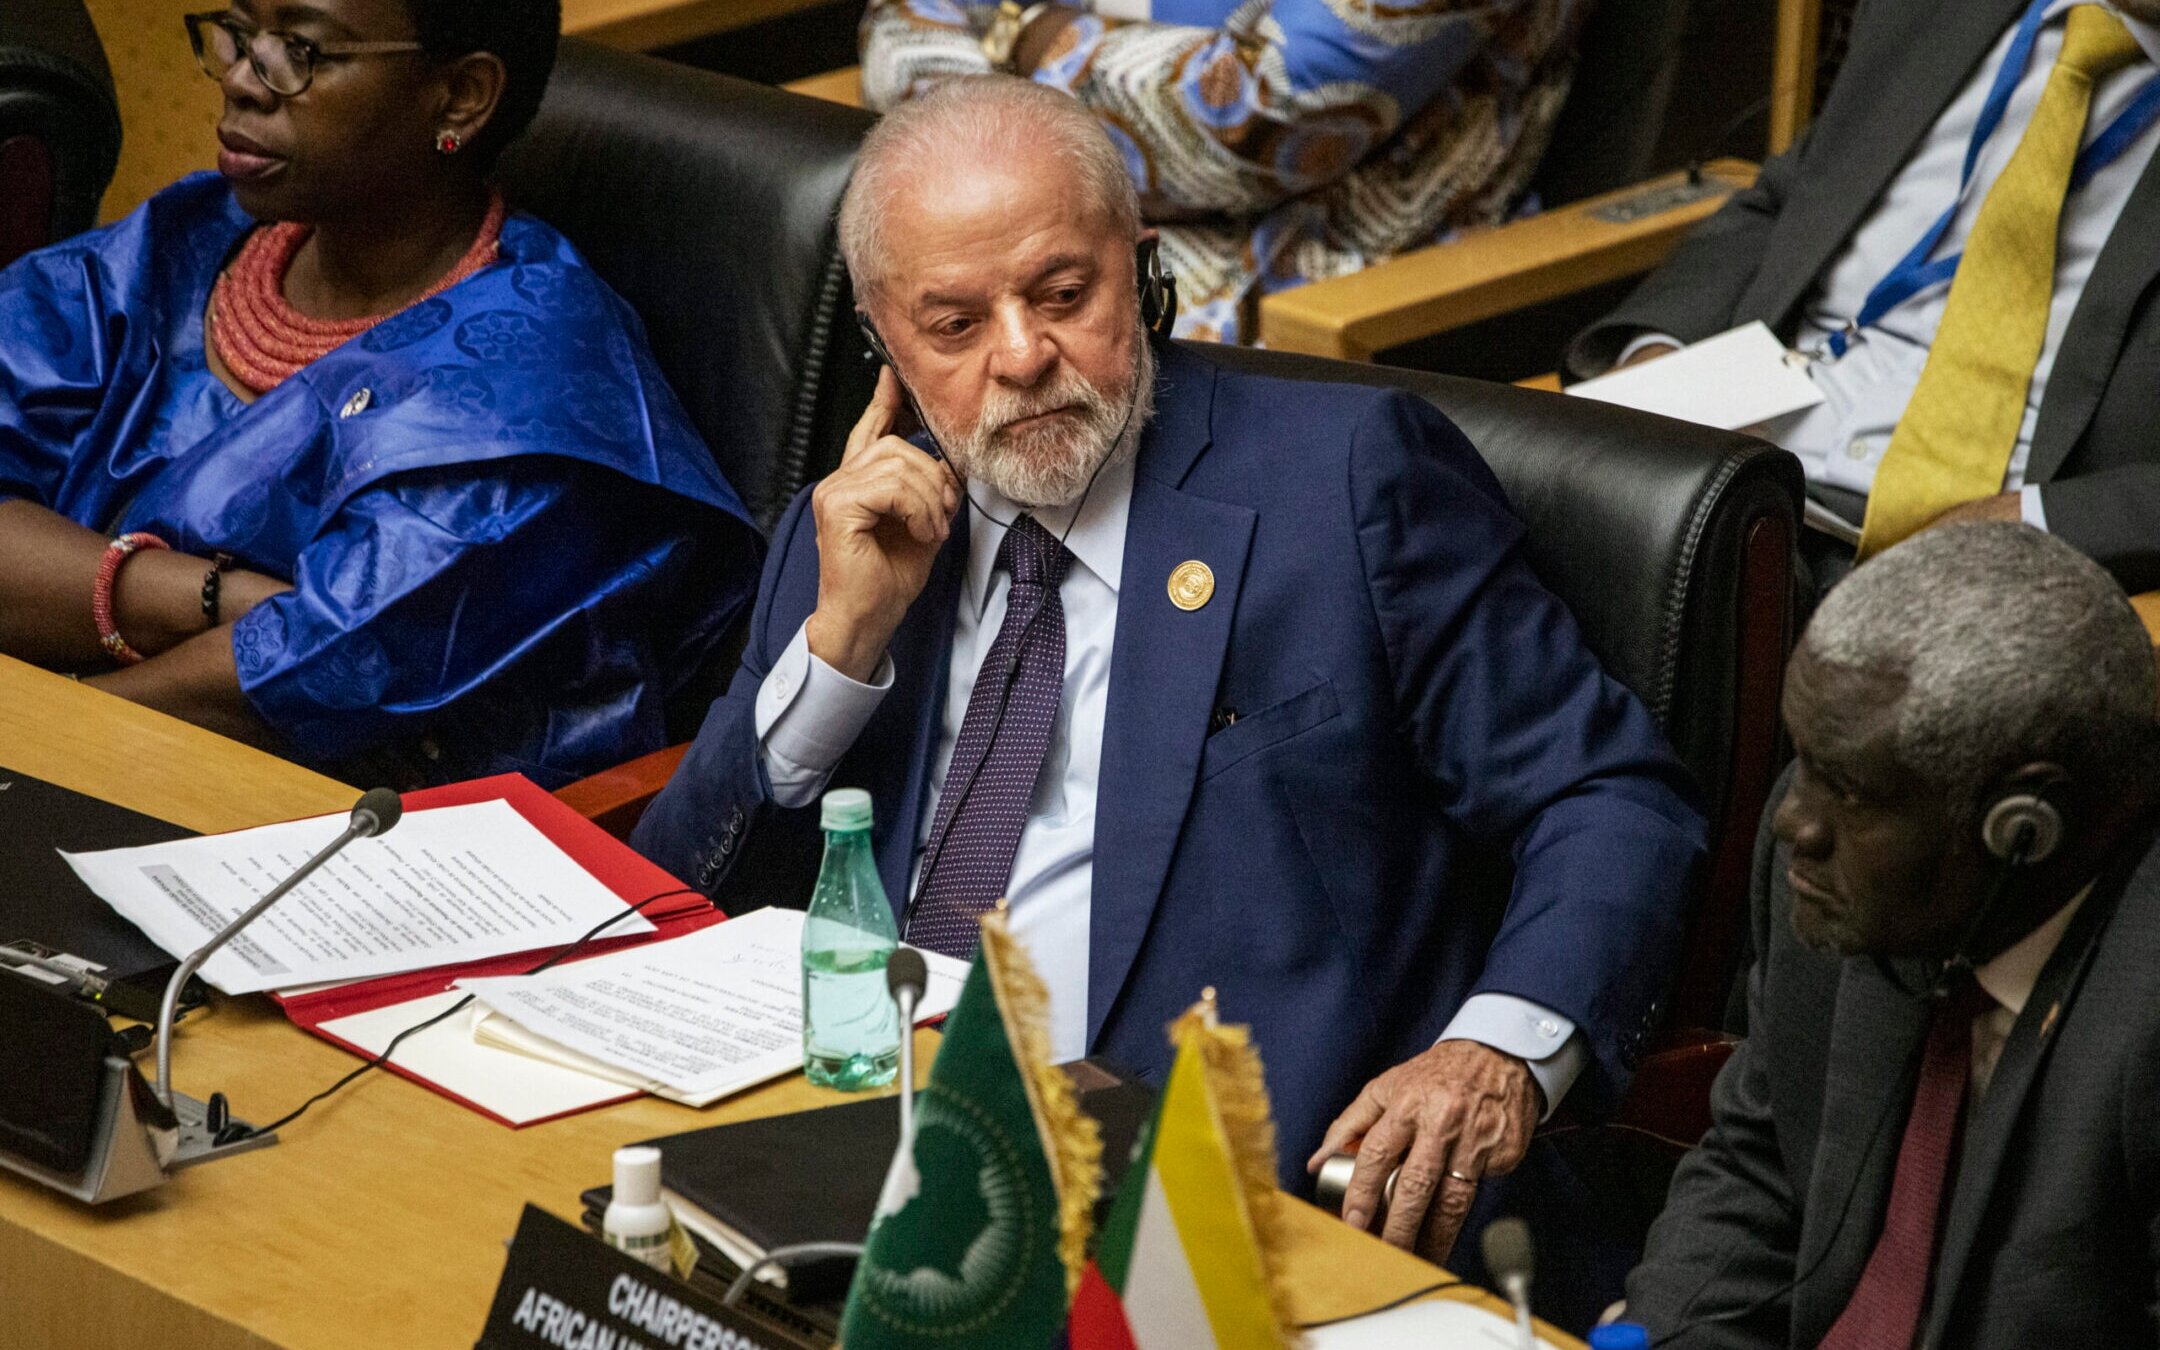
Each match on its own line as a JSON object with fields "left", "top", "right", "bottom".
{"left": 862, "top": 0, "right": 1590, "bottom": 342}
{"left": 0, "top": 173, "right": 760, "bottom": 787}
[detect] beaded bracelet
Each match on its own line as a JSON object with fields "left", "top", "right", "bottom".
{"left": 201, "top": 552, "right": 234, "bottom": 626}
{"left": 92, "top": 532, "right": 170, "bottom": 666}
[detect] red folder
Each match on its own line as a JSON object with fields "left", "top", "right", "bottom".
{"left": 275, "top": 773, "right": 726, "bottom": 1126}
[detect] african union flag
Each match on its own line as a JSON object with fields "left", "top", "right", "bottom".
{"left": 1068, "top": 997, "right": 1297, "bottom": 1350}
{"left": 840, "top": 911, "right": 1101, "bottom": 1349}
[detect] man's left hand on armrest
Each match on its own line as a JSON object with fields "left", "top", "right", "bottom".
{"left": 1306, "top": 1040, "right": 1541, "bottom": 1264}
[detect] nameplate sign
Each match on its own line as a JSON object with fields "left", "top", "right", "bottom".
{"left": 476, "top": 1205, "right": 805, "bottom": 1350}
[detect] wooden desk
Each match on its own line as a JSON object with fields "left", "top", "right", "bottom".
{"left": 562, "top": 0, "right": 834, "bottom": 51}
{"left": 0, "top": 655, "right": 1573, "bottom": 1348}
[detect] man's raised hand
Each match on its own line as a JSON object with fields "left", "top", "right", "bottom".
{"left": 804, "top": 366, "right": 962, "bottom": 682}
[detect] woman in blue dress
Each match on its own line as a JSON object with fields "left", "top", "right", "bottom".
{"left": 0, "top": 0, "right": 758, "bottom": 789}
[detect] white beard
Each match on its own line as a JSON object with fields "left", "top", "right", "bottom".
{"left": 929, "top": 335, "right": 1155, "bottom": 508}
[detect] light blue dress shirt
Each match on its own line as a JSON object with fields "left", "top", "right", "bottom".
{"left": 755, "top": 451, "right": 1586, "bottom": 1112}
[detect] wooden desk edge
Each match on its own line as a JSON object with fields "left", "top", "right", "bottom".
{"left": 0, "top": 654, "right": 1581, "bottom": 1348}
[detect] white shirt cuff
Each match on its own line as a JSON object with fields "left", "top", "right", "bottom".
{"left": 755, "top": 622, "right": 894, "bottom": 808}
{"left": 1439, "top": 993, "right": 1585, "bottom": 1121}
{"left": 1614, "top": 331, "right": 1687, "bottom": 368}
{"left": 2019, "top": 484, "right": 2048, "bottom": 531}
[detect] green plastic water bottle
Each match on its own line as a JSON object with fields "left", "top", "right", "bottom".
{"left": 801, "top": 788, "right": 901, "bottom": 1090}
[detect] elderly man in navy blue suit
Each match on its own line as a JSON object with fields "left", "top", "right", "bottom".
{"left": 634, "top": 75, "right": 1705, "bottom": 1261}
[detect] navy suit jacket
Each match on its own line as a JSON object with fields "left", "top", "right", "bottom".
{"left": 634, "top": 342, "right": 1706, "bottom": 1182}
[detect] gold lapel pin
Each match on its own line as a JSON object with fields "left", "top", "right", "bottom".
{"left": 1168, "top": 560, "right": 1214, "bottom": 611}
{"left": 2039, "top": 1000, "right": 2062, "bottom": 1039}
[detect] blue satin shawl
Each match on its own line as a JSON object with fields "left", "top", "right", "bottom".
{"left": 0, "top": 173, "right": 759, "bottom": 787}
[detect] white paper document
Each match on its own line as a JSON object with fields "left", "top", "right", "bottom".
{"left": 457, "top": 907, "right": 967, "bottom": 1106}
{"left": 62, "top": 800, "right": 652, "bottom": 995}
{"left": 315, "top": 992, "right": 639, "bottom": 1126}
{"left": 1567, "top": 320, "right": 1825, "bottom": 432}
{"left": 1304, "top": 1295, "right": 1569, "bottom": 1348}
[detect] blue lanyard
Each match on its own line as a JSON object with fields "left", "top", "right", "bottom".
{"left": 1826, "top": 0, "right": 2160, "bottom": 358}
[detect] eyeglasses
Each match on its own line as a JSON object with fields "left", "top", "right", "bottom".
{"left": 184, "top": 11, "right": 422, "bottom": 97}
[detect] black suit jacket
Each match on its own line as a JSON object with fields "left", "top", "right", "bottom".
{"left": 1628, "top": 774, "right": 2160, "bottom": 1349}
{"left": 1570, "top": 0, "right": 2160, "bottom": 590}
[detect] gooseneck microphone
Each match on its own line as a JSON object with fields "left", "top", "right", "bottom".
{"left": 1482, "top": 1217, "right": 1537, "bottom": 1350}
{"left": 153, "top": 788, "right": 403, "bottom": 1107}
{"left": 887, "top": 946, "right": 928, "bottom": 1135}
{"left": 722, "top": 946, "right": 932, "bottom": 1308}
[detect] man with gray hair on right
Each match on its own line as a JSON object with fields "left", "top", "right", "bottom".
{"left": 1626, "top": 521, "right": 2160, "bottom": 1349}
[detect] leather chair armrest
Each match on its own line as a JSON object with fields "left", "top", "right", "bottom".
{"left": 1604, "top": 1031, "right": 1739, "bottom": 1149}
{"left": 785, "top": 66, "right": 864, "bottom": 108}
{"left": 1258, "top": 159, "right": 1758, "bottom": 361}
{"left": 553, "top": 742, "right": 690, "bottom": 841}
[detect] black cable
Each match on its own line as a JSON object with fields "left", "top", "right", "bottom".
{"left": 1684, "top": 43, "right": 1843, "bottom": 185}
{"left": 1294, "top": 1278, "right": 1461, "bottom": 1329}
{"left": 237, "top": 885, "right": 700, "bottom": 1139}
{"left": 1685, "top": 91, "right": 1775, "bottom": 185}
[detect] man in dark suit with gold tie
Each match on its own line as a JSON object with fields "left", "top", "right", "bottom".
{"left": 1572, "top": 1, "right": 2160, "bottom": 594}
{"left": 1628, "top": 522, "right": 2160, "bottom": 1348}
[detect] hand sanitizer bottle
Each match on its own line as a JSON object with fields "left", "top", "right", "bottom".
{"left": 802, "top": 788, "right": 900, "bottom": 1090}
{"left": 603, "top": 1145, "right": 672, "bottom": 1271}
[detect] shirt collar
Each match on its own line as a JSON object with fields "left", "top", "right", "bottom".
{"left": 2128, "top": 13, "right": 2160, "bottom": 64}
{"left": 963, "top": 449, "right": 1136, "bottom": 617}
{"left": 1974, "top": 882, "right": 2092, "bottom": 1017}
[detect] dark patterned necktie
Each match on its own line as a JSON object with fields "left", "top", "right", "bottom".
{"left": 1818, "top": 972, "right": 1994, "bottom": 1350}
{"left": 905, "top": 514, "right": 1072, "bottom": 959}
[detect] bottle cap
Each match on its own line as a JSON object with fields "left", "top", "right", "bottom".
{"left": 821, "top": 787, "right": 874, "bottom": 832}
{"left": 1588, "top": 1324, "right": 1650, "bottom": 1350}
{"left": 613, "top": 1145, "right": 663, "bottom": 1207}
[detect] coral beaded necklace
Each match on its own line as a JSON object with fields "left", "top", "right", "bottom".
{"left": 209, "top": 190, "right": 506, "bottom": 395}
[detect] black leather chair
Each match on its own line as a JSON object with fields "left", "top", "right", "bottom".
{"left": 1188, "top": 348, "right": 1798, "bottom": 1329}
{"left": 0, "top": 0, "right": 120, "bottom": 270}
{"left": 520, "top": 53, "right": 1805, "bottom": 1041}
{"left": 496, "top": 41, "right": 877, "bottom": 534}
{"left": 1194, "top": 344, "right": 1800, "bottom": 1042}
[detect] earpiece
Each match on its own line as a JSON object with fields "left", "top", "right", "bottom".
{"left": 1980, "top": 792, "right": 2063, "bottom": 865}
{"left": 1136, "top": 237, "right": 1178, "bottom": 335}
{"left": 855, "top": 312, "right": 946, "bottom": 460}
{"left": 857, "top": 312, "right": 896, "bottom": 370}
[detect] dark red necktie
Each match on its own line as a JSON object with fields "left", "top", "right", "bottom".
{"left": 1818, "top": 975, "right": 1992, "bottom": 1350}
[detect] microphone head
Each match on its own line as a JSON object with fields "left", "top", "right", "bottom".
{"left": 887, "top": 947, "right": 929, "bottom": 1004}
{"left": 350, "top": 787, "right": 403, "bottom": 837}
{"left": 1482, "top": 1216, "right": 1535, "bottom": 1286}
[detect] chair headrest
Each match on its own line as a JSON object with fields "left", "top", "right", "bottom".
{"left": 1180, "top": 341, "right": 1802, "bottom": 774}
{"left": 0, "top": 0, "right": 120, "bottom": 245}
{"left": 497, "top": 42, "right": 878, "bottom": 529}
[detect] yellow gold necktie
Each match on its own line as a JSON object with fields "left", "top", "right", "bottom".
{"left": 1859, "top": 5, "right": 2144, "bottom": 558}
